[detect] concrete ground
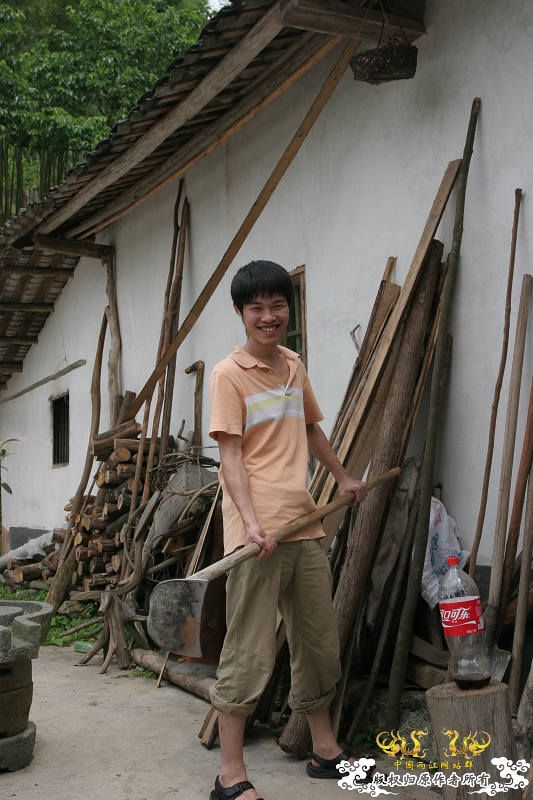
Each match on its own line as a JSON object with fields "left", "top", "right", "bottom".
{"left": 1, "top": 647, "right": 439, "bottom": 800}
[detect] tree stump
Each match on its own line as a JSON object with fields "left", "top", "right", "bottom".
{"left": 426, "top": 682, "right": 522, "bottom": 800}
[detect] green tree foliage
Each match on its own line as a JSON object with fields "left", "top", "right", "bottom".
{"left": 0, "top": 0, "right": 211, "bottom": 221}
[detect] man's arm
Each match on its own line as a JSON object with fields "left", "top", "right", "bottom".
{"left": 217, "top": 432, "right": 277, "bottom": 558}
{"left": 306, "top": 422, "right": 368, "bottom": 503}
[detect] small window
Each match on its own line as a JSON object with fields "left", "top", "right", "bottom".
{"left": 284, "top": 266, "right": 307, "bottom": 365}
{"left": 52, "top": 393, "right": 69, "bottom": 466}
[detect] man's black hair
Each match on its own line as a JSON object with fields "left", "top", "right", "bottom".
{"left": 231, "top": 260, "right": 293, "bottom": 313}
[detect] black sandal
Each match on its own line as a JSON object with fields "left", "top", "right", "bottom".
{"left": 306, "top": 750, "right": 376, "bottom": 782}
{"left": 210, "top": 775, "right": 264, "bottom": 800}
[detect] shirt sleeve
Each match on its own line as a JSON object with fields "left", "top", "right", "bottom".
{"left": 209, "top": 369, "right": 244, "bottom": 440}
{"left": 302, "top": 370, "right": 324, "bottom": 424}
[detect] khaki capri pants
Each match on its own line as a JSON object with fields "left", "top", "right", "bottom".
{"left": 210, "top": 539, "right": 341, "bottom": 717}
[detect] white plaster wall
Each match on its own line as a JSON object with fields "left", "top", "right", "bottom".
{"left": 2, "top": 0, "right": 532, "bottom": 565}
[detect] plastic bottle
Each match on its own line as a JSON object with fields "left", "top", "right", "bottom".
{"left": 438, "top": 556, "right": 492, "bottom": 690}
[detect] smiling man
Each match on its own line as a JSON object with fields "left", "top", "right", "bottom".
{"left": 208, "top": 261, "right": 367, "bottom": 800}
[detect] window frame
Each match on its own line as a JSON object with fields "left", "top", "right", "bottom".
{"left": 285, "top": 264, "right": 307, "bottom": 366}
{"left": 51, "top": 391, "right": 69, "bottom": 468}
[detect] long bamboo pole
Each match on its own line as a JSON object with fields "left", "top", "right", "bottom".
{"left": 385, "top": 97, "right": 481, "bottom": 729}
{"left": 470, "top": 189, "right": 522, "bottom": 576}
{"left": 127, "top": 40, "right": 359, "bottom": 421}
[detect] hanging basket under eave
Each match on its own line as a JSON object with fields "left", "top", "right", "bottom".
{"left": 350, "top": 42, "right": 418, "bottom": 85}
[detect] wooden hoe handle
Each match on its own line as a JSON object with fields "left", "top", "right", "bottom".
{"left": 194, "top": 467, "right": 401, "bottom": 582}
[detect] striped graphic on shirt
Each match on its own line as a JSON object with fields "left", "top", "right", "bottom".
{"left": 245, "top": 387, "right": 304, "bottom": 432}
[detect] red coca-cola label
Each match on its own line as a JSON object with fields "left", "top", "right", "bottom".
{"left": 439, "top": 596, "right": 485, "bottom": 637}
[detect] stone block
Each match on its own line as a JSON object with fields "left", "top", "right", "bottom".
{"left": 0, "top": 720, "right": 36, "bottom": 772}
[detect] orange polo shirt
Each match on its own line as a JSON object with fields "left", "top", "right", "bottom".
{"left": 209, "top": 345, "right": 325, "bottom": 554}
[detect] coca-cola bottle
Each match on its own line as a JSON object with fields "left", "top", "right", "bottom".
{"left": 438, "top": 556, "right": 492, "bottom": 690}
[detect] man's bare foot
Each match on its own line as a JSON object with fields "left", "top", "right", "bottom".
{"left": 216, "top": 772, "right": 261, "bottom": 800}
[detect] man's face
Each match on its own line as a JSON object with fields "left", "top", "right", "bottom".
{"left": 237, "top": 292, "right": 290, "bottom": 346}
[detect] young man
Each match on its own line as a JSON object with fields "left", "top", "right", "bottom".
{"left": 208, "top": 261, "right": 367, "bottom": 800}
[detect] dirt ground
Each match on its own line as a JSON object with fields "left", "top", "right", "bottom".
{"left": 1, "top": 647, "right": 439, "bottom": 800}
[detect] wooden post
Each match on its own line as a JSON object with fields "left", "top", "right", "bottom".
{"left": 486, "top": 274, "right": 533, "bottom": 646}
{"left": 386, "top": 98, "right": 481, "bottom": 729}
{"left": 470, "top": 189, "right": 522, "bottom": 576}
{"left": 185, "top": 360, "right": 205, "bottom": 449}
{"left": 127, "top": 40, "right": 360, "bottom": 420}
{"left": 104, "top": 254, "right": 122, "bottom": 426}
{"left": 426, "top": 682, "right": 521, "bottom": 800}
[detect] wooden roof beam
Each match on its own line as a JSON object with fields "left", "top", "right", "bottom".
{"left": 0, "top": 302, "right": 54, "bottom": 314}
{"left": 67, "top": 34, "right": 339, "bottom": 239}
{"left": 35, "top": 2, "right": 284, "bottom": 237}
{"left": 0, "top": 266, "right": 76, "bottom": 279}
{"left": 0, "top": 335, "right": 38, "bottom": 345}
{"left": 33, "top": 234, "right": 114, "bottom": 260}
{"left": 0, "top": 362, "right": 23, "bottom": 372}
{"left": 280, "top": 0, "right": 425, "bottom": 41}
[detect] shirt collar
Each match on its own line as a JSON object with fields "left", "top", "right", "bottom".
{"left": 230, "top": 345, "right": 300, "bottom": 369}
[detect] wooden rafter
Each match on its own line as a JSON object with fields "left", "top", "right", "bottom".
{"left": 0, "top": 302, "right": 54, "bottom": 313}
{"left": 280, "top": 0, "right": 425, "bottom": 41}
{"left": 36, "top": 2, "right": 285, "bottom": 237}
{"left": 0, "top": 335, "right": 38, "bottom": 345}
{"left": 33, "top": 234, "right": 114, "bottom": 260}
{"left": 0, "top": 361, "right": 23, "bottom": 372}
{"left": 68, "top": 34, "right": 339, "bottom": 239}
{"left": 0, "top": 266, "right": 75, "bottom": 278}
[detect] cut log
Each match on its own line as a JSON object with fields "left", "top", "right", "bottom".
{"left": 107, "top": 447, "right": 132, "bottom": 468}
{"left": 104, "top": 469, "right": 122, "bottom": 486}
{"left": 116, "top": 463, "right": 138, "bottom": 479}
{"left": 95, "top": 538, "right": 118, "bottom": 555}
{"left": 426, "top": 682, "right": 521, "bottom": 800}
{"left": 131, "top": 649, "right": 214, "bottom": 703}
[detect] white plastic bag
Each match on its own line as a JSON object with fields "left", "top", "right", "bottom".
{"left": 422, "top": 497, "right": 469, "bottom": 608}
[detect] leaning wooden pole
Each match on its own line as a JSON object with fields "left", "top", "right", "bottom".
{"left": 278, "top": 241, "right": 441, "bottom": 758}
{"left": 127, "top": 40, "right": 360, "bottom": 421}
{"left": 498, "top": 378, "right": 533, "bottom": 635}
{"left": 469, "top": 188, "right": 522, "bottom": 576}
{"left": 158, "top": 199, "right": 190, "bottom": 465}
{"left": 47, "top": 313, "right": 108, "bottom": 611}
{"left": 104, "top": 254, "right": 122, "bottom": 426}
{"left": 485, "top": 273, "right": 532, "bottom": 647}
{"left": 509, "top": 463, "right": 533, "bottom": 711}
{"left": 386, "top": 97, "right": 481, "bottom": 729}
